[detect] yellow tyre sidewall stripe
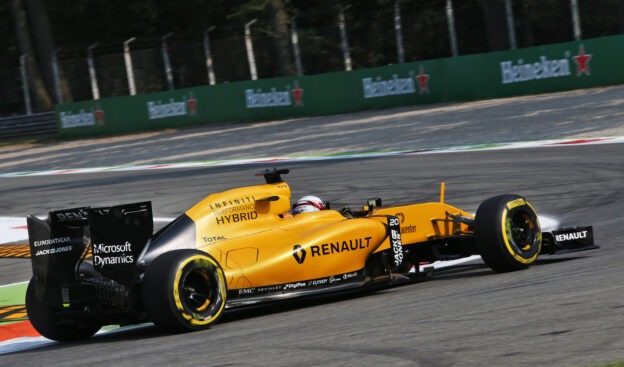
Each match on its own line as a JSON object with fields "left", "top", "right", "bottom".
{"left": 173, "top": 254, "right": 227, "bottom": 326}
{"left": 501, "top": 204, "right": 541, "bottom": 265}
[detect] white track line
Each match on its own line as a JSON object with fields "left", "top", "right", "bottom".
{"left": 1, "top": 136, "right": 622, "bottom": 178}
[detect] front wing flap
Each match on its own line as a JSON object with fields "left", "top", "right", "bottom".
{"left": 541, "top": 226, "right": 597, "bottom": 255}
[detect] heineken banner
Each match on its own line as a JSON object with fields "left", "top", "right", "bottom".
{"left": 57, "top": 34, "right": 624, "bottom": 138}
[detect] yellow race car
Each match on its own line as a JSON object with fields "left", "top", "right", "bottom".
{"left": 25, "top": 169, "right": 596, "bottom": 341}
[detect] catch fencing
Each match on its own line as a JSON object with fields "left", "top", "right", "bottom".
{"left": 1, "top": 0, "right": 623, "bottom": 119}
{"left": 54, "top": 34, "right": 624, "bottom": 138}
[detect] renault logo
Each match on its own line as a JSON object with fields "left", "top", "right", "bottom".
{"left": 292, "top": 244, "right": 306, "bottom": 264}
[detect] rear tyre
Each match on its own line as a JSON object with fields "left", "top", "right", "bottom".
{"left": 475, "top": 194, "right": 542, "bottom": 272}
{"left": 25, "top": 279, "right": 101, "bottom": 341}
{"left": 142, "top": 250, "right": 227, "bottom": 332}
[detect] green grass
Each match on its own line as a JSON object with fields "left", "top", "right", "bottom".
{"left": 0, "top": 282, "right": 27, "bottom": 306}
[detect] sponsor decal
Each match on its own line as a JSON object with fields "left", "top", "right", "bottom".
{"left": 212, "top": 196, "right": 258, "bottom": 224}
{"left": 388, "top": 216, "right": 404, "bottom": 268}
{"left": 32, "top": 236, "right": 73, "bottom": 256}
{"left": 187, "top": 92, "right": 197, "bottom": 114}
{"left": 93, "top": 241, "right": 134, "bottom": 266}
{"left": 310, "top": 237, "right": 372, "bottom": 257}
{"left": 362, "top": 66, "right": 430, "bottom": 99}
{"left": 292, "top": 244, "right": 306, "bottom": 264}
{"left": 209, "top": 196, "right": 255, "bottom": 210}
{"left": 292, "top": 81, "right": 304, "bottom": 106}
{"left": 94, "top": 103, "right": 105, "bottom": 125}
{"left": 572, "top": 45, "right": 591, "bottom": 76}
{"left": 213, "top": 203, "right": 255, "bottom": 216}
{"left": 283, "top": 282, "right": 306, "bottom": 290}
{"left": 33, "top": 237, "right": 71, "bottom": 247}
{"left": 555, "top": 230, "right": 588, "bottom": 242}
{"left": 363, "top": 74, "right": 415, "bottom": 99}
{"left": 394, "top": 212, "right": 417, "bottom": 234}
{"left": 231, "top": 271, "right": 363, "bottom": 298}
{"left": 256, "top": 285, "right": 282, "bottom": 293}
{"left": 245, "top": 83, "right": 304, "bottom": 108}
{"left": 416, "top": 65, "right": 430, "bottom": 94}
{"left": 308, "top": 278, "right": 328, "bottom": 286}
{"left": 215, "top": 211, "right": 257, "bottom": 225}
{"left": 506, "top": 198, "right": 526, "bottom": 210}
{"left": 147, "top": 94, "right": 196, "bottom": 120}
{"left": 59, "top": 109, "right": 97, "bottom": 129}
{"left": 500, "top": 45, "right": 592, "bottom": 84}
{"left": 202, "top": 236, "right": 226, "bottom": 243}
{"left": 53, "top": 210, "right": 87, "bottom": 222}
{"left": 34, "top": 246, "right": 73, "bottom": 256}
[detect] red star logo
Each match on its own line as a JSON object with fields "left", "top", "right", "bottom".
{"left": 291, "top": 82, "right": 304, "bottom": 106}
{"left": 416, "top": 66, "right": 430, "bottom": 94}
{"left": 187, "top": 93, "right": 197, "bottom": 114}
{"left": 94, "top": 104, "right": 104, "bottom": 125}
{"left": 573, "top": 45, "right": 591, "bottom": 76}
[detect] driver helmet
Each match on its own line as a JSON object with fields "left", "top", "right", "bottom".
{"left": 292, "top": 195, "right": 326, "bottom": 214}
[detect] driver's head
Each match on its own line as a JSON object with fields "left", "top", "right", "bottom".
{"left": 292, "top": 195, "right": 325, "bottom": 214}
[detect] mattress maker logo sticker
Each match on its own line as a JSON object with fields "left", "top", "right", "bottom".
{"left": 211, "top": 196, "right": 258, "bottom": 225}
{"left": 32, "top": 236, "right": 73, "bottom": 256}
{"left": 92, "top": 241, "right": 134, "bottom": 266}
{"left": 310, "top": 237, "right": 373, "bottom": 258}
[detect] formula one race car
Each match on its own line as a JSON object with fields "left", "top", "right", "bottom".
{"left": 25, "top": 169, "right": 597, "bottom": 341}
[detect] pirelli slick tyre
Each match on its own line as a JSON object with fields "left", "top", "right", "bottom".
{"left": 25, "top": 278, "right": 101, "bottom": 341}
{"left": 142, "top": 250, "right": 227, "bottom": 332}
{"left": 475, "top": 194, "right": 542, "bottom": 273}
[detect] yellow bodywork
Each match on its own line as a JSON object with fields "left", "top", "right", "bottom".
{"left": 373, "top": 203, "right": 473, "bottom": 246}
{"left": 184, "top": 181, "right": 472, "bottom": 292}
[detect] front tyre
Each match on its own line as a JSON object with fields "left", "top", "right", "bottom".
{"left": 475, "top": 194, "right": 542, "bottom": 272}
{"left": 142, "top": 250, "right": 227, "bottom": 332}
{"left": 25, "top": 279, "right": 101, "bottom": 341}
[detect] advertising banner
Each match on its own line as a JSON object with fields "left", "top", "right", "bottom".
{"left": 56, "top": 35, "right": 624, "bottom": 138}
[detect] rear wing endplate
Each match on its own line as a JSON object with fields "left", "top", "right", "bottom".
{"left": 27, "top": 202, "right": 153, "bottom": 290}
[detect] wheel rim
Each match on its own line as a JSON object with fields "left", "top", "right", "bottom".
{"left": 507, "top": 210, "right": 537, "bottom": 252}
{"left": 181, "top": 268, "right": 215, "bottom": 313}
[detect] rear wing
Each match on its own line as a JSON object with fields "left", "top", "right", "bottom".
{"left": 27, "top": 202, "right": 153, "bottom": 292}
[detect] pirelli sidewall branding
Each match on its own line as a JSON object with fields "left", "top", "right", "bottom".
{"left": 57, "top": 35, "right": 624, "bottom": 138}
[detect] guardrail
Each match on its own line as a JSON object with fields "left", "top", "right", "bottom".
{"left": 0, "top": 112, "right": 56, "bottom": 140}
{"left": 56, "top": 35, "right": 623, "bottom": 138}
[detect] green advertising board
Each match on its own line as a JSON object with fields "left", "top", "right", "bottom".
{"left": 56, "top": 34, "right": 624, "bottom": 138}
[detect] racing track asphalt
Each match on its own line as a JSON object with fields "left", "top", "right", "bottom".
{"left": 1, "top": 86, "right": 624, "bottom": 366}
